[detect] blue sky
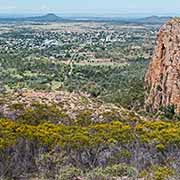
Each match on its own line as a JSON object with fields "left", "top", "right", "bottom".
{"left": 0, "top": 0, "right": 180, "bottom": 16}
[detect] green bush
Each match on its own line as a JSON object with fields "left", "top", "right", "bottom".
{"left": 160, "top": 105, "right": 176, "bottom": 119}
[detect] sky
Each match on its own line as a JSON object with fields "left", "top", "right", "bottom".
{"left": 0, "top": 0, "right": 180, "bottom": 16}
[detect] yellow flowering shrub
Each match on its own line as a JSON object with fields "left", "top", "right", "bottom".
{"left": 0, "top": 117, "right": 180, "bottom": 152}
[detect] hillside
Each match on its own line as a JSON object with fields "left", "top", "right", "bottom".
{"left": 0, "top": 15, "right": 179, "bottom": 180}
{"left": 0, "top": 90, "right": 180, "bottom": 180}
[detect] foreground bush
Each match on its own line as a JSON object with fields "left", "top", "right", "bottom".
{"left": 0, "top": 116, "right": 180, "bottom": 179}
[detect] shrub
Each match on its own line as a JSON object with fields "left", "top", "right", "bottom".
{"left": 17, "top": 103, "right": 69, "bottom": 125}
{"left": 85, "top": 164, "right": 137, "bottom": 180}
{"left": 153, "top": 166, "right": 174, "bottom": 180}
{"left": 160, "top": 105, "right": 176, "bottom": 119}
{"left": 85, "top": 168, "right": 108, "bottom": 180}
{"left": 36, "top": 152, "right": 68, "bottom": 179}
{"left": 142, "top": 166, "right": 174, "bottom": 180}
{"left": 56, "top": 166, "right": 82, "bottom": 180}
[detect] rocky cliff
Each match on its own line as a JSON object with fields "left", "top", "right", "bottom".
{"left": 145, "top": 18, "right": 180, "bottom": 114}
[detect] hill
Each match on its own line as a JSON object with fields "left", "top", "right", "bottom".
{"left": 136, "top": 16, "right": 172, "bottom": 24}
{"left": 0, "top": 13, "right": 66, "bottom": 22}
{"left": 0, "top": 16, "right": 179, "bottom": 180}
{"left": 0, "top": 14, "right": 172, "bottom": 24}
{"left": 25, "top": 13, "right": 65, "bottom": 22}
{"left": 0, "top": 90, "right": 180, "bottom": 179}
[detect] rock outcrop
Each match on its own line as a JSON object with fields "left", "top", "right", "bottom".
{"left": 145, "top": 18, "right": 180, "bottom": 114}
{"left": 0, "top": 90, "right": 142, "bottom": 122}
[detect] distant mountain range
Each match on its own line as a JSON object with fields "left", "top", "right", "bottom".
{"left": 134, "top": 16, "right": 172, "bottom": 24}
{"left": 0, "top": 13, "right": 172, "bottom": 24}
{"left": 0, "top": 13, "right": 66, "bottom": 22}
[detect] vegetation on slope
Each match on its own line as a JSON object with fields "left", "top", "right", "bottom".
{"left": 0, "top": 96, "right": 180, "bottom": 179}
{"left": 0, "top": 54, "right": 148, "bottom": 110}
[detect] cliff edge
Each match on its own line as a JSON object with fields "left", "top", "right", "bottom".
{"left": 145, "top": 18, "right": 180, "bottom": 114}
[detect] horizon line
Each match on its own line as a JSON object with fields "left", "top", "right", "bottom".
{"left": 0, "top": 12, "right": 179, "bottom": 17}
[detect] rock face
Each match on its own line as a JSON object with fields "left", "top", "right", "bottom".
{"left": 145, "top": 18, "right": 180, "bottom": 114}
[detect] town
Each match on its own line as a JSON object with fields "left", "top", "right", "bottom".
{"left": 0, "top": 22, "right": 157, "bottom": 65}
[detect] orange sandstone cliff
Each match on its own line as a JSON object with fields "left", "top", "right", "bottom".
{"left": 145, "top": 18, "right": 180, "bottom": 114}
